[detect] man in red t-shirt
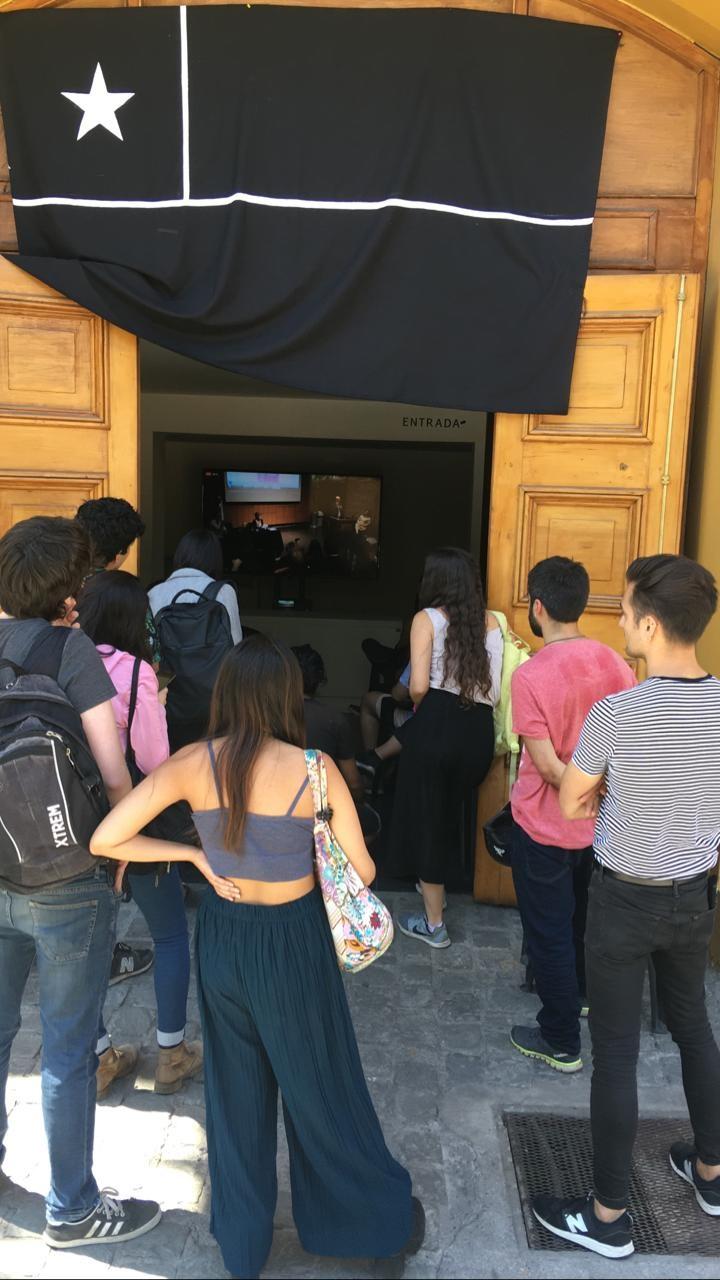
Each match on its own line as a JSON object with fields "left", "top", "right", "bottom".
{"left": 509, "top": 556, "right": 635, "bottom": 1073}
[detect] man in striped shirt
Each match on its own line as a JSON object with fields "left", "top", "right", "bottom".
{"left": 532, "top": 553, "right": 720, "bottom": 1259}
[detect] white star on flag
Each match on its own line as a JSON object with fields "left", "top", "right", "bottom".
{"left": 62, "top": 63, "right": 135, "bottom": 141}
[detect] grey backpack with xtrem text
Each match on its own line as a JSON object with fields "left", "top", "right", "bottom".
{"left": 0, "top": 628, "right": 109, "bottom": 888}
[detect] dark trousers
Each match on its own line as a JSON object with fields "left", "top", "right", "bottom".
{"left": 586, "top": 868, "right": 720, "bottom": 1209}
{"left": 196, "top": 887, "right": 412, "bottom": 1278}
{"left": 511, "top": 822, "right": 593, "bottom": 1056}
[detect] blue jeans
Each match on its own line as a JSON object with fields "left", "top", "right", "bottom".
{"left": 99, "top": 866, "right": 190, "bottom": 1046}
{"left": 0, "top": 866, "right": 117, "bottom": 1222}
{"left": 511, "top": 822, "right": 593, "bottom": 1056}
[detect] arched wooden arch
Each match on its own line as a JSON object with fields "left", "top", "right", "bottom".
{"left": 0, "top": 0, "right": 717, "bottom": 902}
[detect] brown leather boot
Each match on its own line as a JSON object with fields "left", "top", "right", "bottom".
{"left": 154, "top": 1040, "right": 203, "bottom": 1095}
{"left": 96, "top": 1044, "right": 139, "bottom": 1099}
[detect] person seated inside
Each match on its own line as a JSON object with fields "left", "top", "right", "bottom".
{"left": 357, "top": 662, "right": 412, "bottom": 784}
{"left": 292, "top": 645, "right": 363, "bottom": 801}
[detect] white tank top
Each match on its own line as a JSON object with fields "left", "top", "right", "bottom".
{"left": 424, "top": 607, "right": 503, "bottom": 706}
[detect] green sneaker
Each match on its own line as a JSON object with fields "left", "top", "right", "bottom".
{"left": 510, "top": 1025, "right": 583, "bottom": 1073}
{"left": 396, "top": 912, "right": 451, "bottom": 949}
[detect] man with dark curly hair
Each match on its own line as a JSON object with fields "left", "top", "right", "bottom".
{"left": 76, "top": 497, "right": 146, "bottom": 572}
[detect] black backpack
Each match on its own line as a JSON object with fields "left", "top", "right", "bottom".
{"left": 0, "top": 628, "right": 109, "bottom": 889}
{"left": 154, "top": 582, "right": 234, "bottom": 750}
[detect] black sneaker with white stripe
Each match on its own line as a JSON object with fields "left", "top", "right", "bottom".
{"left": 532, "top": 1192, "right": 634, "bottom": 1258}
{"left": 670, "top": 1142, "right": 720, "bottom": 1215}
{"left": 44, "top": 1189, "right": 161, "bottom": 1249}
{"left": 109, "top": 941, "right": 154, "bottom": 986}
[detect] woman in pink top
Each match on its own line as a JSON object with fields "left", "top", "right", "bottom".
{"left": 78, "top": 570, "right": 202, "bottom": 1098}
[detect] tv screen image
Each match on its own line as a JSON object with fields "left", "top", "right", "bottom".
{"left": 203, "top": 472, "right": 381, "bottom": 580}
{"left": 224, "top": 472, "right": 301, "bottom": 504}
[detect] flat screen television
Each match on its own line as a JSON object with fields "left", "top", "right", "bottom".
{"left": 203, "top": 470, "right": 381, "bottom": 580}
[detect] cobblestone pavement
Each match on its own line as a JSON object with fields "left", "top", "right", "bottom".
{"left": 1, "top": 890, "right": 719, "bottom": 1280}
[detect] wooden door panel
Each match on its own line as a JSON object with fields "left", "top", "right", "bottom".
{"left": 0, "top": 303, "right": 106, "bottom": 424}
{"left": 531, "top": 314, "right": 656, "bottom": 438}
{"left": 0, "top": 473, "right": 106, "bottom": 536}
{"left": 487, "top": 273, "right": 700, "bottom": 648}
{"left": 0, "top": 256, "right": 139, "bottom": 566}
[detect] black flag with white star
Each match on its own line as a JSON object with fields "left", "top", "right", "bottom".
{"left": 0, "top": 7, "right": 617, "bottom": 412}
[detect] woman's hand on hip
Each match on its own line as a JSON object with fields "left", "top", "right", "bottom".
{"left": 193, "top": 849, "right": 243, "bottom": 902}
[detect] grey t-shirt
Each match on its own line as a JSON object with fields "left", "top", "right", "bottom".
{"left": 0, "top": 619, "right": 115, "bottom": 714}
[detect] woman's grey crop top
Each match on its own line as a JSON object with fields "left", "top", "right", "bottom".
{"left": 191, "top": 742, "right": 315, "bottom": 882}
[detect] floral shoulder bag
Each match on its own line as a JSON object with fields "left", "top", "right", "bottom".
{"left": 305, "top": 749, "right": 393, "bottom": 972}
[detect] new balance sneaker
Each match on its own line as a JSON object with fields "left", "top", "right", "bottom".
{"left": 532, "top": 1192, "right": 634, "bottom": 1258}
{"left": 510, "top": 1025, "right": 583, "bottom": 1073}
{"left": 670, "top": 1142, "right": 720, "bottom": 1215}
{"left": 415, "top": 882, "right": 447, "bottom": 909}
{"left": 396, "top": 912, "right": 451, "bottom": 949}
{"left": 109, "top": 941, "right": 154, "bottom": 986}
{"left": 44, "top": 1189, "right": 161, "bottom": 1249}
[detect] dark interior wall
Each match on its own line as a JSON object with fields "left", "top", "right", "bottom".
{"left": 156, "top": 435, "right": 474, "bottom": 618}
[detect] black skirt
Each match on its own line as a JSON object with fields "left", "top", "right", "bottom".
{"left": 387, "top": 688, "right": 495, "bottom": 885}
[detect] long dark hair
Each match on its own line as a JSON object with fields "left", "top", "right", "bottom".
{"left": 173, "top": 528, "right": 223, "bottom": 579}
{"left": 77, "top": 569, "right": 153, "bottom": 664}
{"left": 207, "top": 634, "right": 306, "bottom": 850}
{"left": 418, "top": 547, "right": 490, "bottom": 703}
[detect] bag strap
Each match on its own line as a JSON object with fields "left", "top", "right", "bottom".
{"left": 125, "top": 657, "right": 142, "bottom": 771}
{"left": 304, "top": 748, "right": 330, "bottom": 821}
{"left": 201, "top": 579, "right": 227, "bottom": 603}
{"left": 167, "top": 588, "right": 206, "bottom": 607}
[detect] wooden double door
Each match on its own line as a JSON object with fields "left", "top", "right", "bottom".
{"left": 0, "top": 0, "right": 717, "bottom": 901}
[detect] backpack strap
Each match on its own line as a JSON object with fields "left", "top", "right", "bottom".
{"left": 22, "top": 626, "right": 73, "bottom": 680}
{"left": 125, "top": 657, "right": 142, "bottom": 770}
{"left": 201, "top": 579, "right": 227, "bottom": 603}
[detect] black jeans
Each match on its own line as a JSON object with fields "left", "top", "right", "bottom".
{"left": 586, "top": 867, "right": 720, "bottom": 1209}
{"left": 511, "top": 822, "right": 593, "bottom": 1056}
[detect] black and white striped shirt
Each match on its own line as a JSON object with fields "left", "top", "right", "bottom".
{"left": 573, "top": 676, "right": 720, "bottom": 880}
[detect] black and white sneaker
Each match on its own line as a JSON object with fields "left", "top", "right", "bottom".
{"left": 44, "top": 1188, "right": 161, "bottom": 1249}
{"left": 510, "top": 1025, "right": 583, "bottom": 1073}
{"left": 109, "top": 941, "right": 154, "bottom": 986}
{"left": 670, "top": 1142, "right": 720, "bottom": 1215}
{"left": 356, "top": 750, "right": 381, "bottom": 781}
{"left": 532, "top": 1192, "right": 634, "bottom": 1258}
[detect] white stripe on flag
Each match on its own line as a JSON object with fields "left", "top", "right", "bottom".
{"left": 11, "top": 192, "right": 593, "bottom": 226}
{"left": 180, "top": 6, "right": 190, "bottom": 202}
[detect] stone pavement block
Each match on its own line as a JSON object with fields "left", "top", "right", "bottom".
{"left": 0, "top": 1239, "right": 57, "bottom": 1280}
{"left": 39, "top": 1248, "right": 116, "bottom": 1279}
{"left": 104, "top": 1004, "right": 155, "bottom": 1045}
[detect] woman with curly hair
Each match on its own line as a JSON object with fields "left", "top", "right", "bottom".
{"left": 390, "top": 548, "right": 502, "bottom": 948}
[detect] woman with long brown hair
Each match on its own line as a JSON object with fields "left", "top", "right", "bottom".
{"left": 390, "top": 548, "right": 502, "bottom": 947}
{"left": 90, "top": 634, "right": 422, "bottom": 1279}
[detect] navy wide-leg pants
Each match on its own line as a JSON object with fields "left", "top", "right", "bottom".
{"left": 196, "top": 887, "right": 412, "bottom": 1278}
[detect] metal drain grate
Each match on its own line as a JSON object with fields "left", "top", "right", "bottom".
{"left": 505, "top": 1112, "right": 720, "bottom": 1256}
